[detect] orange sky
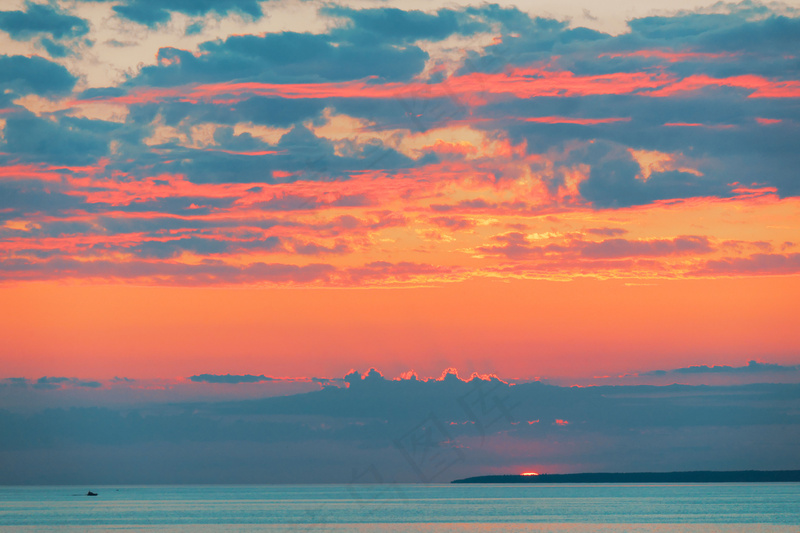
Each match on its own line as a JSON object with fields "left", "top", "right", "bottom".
{"left": 2, "top": 274, "right": 797, "bottom": 380}
{"left": 2, "top": 1, "right": 800, "bottom": 386}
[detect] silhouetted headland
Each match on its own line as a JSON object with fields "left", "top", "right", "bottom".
{"left": 452, "top": 470, "right": 800, "bottom": 483}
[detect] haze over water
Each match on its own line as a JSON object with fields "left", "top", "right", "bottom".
{"left": 2, "top": 484, "right": 799, "bottom": 532}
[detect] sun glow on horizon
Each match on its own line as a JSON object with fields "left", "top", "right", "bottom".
{"left": 521, "top": 472, "right": 540, "bottom": 476}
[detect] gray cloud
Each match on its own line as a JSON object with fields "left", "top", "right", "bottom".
{"left": 1, "top": 114, "right": 110, "bottom": 165}
{"left": 131, "top": 30, "right": 428, "bottom": 87}
{"left": 575, "top": 141, "right": 731, "bottom": 208}
{"left": 1, "top": 376, "right": 103, "bottom": 390}
{"left": 691, "top": 253, "right": 800, "bottom": 276}
{"left": 643, "top": 360, "right": 800, "bottom": 376}
{"left": 476, "top": 233, "right": 714, "bottom": 261}
{"left": 0, "top": 2, "right": 89, "bottom": 41}
{"left": 0, "top": 378, "right": 30, "bottom": 388}
{"left": 0, "top": 55, "right": 76, "bottom": 99}
{"left": 48, "top": 5, "right": 796, "bottom": 202}
{"left": 109, "top": 0, "right": 262, "bottom": 28}
{"left": 0, "top": 257, "right": 337, "bottom": 285}
{"left": 323, "top": 6, "right": 485, "bottom": 45}
{"left": 580, "top": 235, "right": 712, "bottom": 259}
{"left": 1, "top": 371, "right": 798, "bottom": 483}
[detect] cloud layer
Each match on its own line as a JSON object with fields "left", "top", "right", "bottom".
{"left": 0, "top": 2, "right": 799, "bottom": 286}
{"left": 1, "top": 369, "right": 798, "bottom": 483}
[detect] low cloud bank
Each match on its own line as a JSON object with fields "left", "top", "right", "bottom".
{"left": 1, "top": 370, "right": 798, "bottom": 484}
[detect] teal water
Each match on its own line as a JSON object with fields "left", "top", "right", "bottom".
{"left": 1, "top": 484, "right": 798, "bottom": 532}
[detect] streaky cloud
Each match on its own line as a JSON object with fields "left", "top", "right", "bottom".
{"left": 0, "top": 376, "right": 103, "bottom": 390}
{"left": 643, "top": 360, "right": 800, "bottom": 376}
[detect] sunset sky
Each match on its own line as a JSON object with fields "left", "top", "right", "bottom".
{"left": 1, "top": 0, "right": 799, "bottom": 483}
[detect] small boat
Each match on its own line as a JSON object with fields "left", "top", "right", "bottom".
{"left": 86, "top": 491, "right": 98, "bottom": 496}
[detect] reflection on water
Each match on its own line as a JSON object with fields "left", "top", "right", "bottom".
{"left": 1, "top": 484, "right": 798, "bottom": 532}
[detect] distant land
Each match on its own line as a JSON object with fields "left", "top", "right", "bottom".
{"left": 452, "top": 470, "right": 800, "bottom": 484}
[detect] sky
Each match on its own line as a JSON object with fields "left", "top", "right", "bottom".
{"left": 1, "top": 0, "right": 799, "bottom": 483}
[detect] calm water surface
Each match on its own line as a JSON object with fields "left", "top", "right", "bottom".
{"left": 1, "top": 483, "right": 798, "bottom": 532}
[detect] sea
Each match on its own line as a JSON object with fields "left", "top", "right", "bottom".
{"left": 1, "top": 483, "right": 799, "bottom": 532}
